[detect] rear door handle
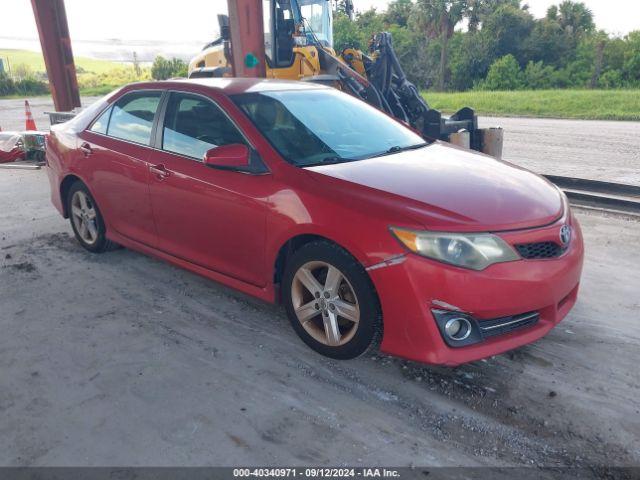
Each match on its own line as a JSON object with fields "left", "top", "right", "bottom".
{"left": 150, "top": 164, "right": 171, "bottom": 180}
{"left": 80, "top": 142, "right": 93, "bottom": 157}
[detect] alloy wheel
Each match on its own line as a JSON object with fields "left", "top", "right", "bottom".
{"left": 291, "top": 260, "right": 360, "bottom": 347}
{"left": 70, "top": 190, "right": 98, "bottom": 245}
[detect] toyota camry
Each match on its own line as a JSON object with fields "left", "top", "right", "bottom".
{"left": 45, "top": 78, "right": 584, "bottom": 366}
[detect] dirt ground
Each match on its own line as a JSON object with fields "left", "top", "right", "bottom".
{"left": 0, "top": 169, "right": 639, "bottom": 473}
{"left": 1, "top": 97, "right": 640, "bottom": 185}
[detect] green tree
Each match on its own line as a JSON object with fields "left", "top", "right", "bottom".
{"left": 547, "top": 1, "right": 594, "bottom": 36}
{"left": 622, "top": 31, "right": 640, "bottom": 85}
{"left": 388, "top": 24, "right": 434, "bottom": 88}
{"left": 328, "top": 0, "right": 637, "bottom": 92}
{"left": 602, "top": 37, "right": 626, "bottom": 73}
{"left": 598, "top": 69, "right": 623, "bottom": 88}
{"left": 525, "top": 17, "right": 572, "bottom": 67}
{"left": 151, "top": 56, "right": 187, "bottom": 80}
{"left": 414, "top": 0, "right": 468, "bottom": 91}
{"left": 466, "top": 0, "right": 522, "bottom": 32}
{"left": 481, "top": 4, "right": 534, "bottom": 65}
{"left": 333, "top": 11, "right": 365, "bottom": 50}
{"left": 523, "top": 60, "right": 556, "bottom": 89}
{"left": 384, "top": 0, "right": 415, "bottom": 27}
{"left": 355, "top": 8, "right": 386, "bottom": 35}
{"left": 481, "top": 54, "right": 524, "bottom": 89}
{"left": 449, "top": 30, "right": 494, "bottom": 90}
{"left": 588, "top": 31, "right": 607, "bottom": 88}
{"left": 0, "top": 71, "right": 15, "bottom": 96}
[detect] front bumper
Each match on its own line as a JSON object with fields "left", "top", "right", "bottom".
{"left": 369, "top": 214, "right": 584, "bottom": 366}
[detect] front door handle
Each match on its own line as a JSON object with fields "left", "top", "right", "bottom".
{"left": 80, "top": 142, "right": 93, "bottom": 157}
{"left": 150, "top": 164, "right": 171, "bottom": 180}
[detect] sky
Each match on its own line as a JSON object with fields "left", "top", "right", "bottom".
{"left": 1, "top": 0, "right": 638, "bottom": 61}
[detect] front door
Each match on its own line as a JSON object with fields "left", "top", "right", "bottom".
{"left": 147, "top": 91, "right": 270, "bottom": 287}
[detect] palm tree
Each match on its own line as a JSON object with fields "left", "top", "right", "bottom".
{"left": 466, "top": 0, "right": 521, "bottom": 32}
{"left": 547, "top": 1, "right": 594, "bottom": 35}
{"left": 415, "top": 0, "right": 468, "bottom": 90}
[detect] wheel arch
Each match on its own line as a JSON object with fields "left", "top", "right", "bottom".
{"left": 272, "top": 232, "right": 376, "bottom": 304}
{"left": 59, "top": 174, "right": 84, "bottom": 218}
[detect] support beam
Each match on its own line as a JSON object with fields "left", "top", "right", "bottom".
{"left": 31, "top": 0, "right": 81, "bottom": 112}
{"left": 227, "top": 0, "right": 267, "bottom": 78}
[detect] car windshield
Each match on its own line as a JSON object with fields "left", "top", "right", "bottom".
{"left": 231, "top": 88, "right": 426, "bottom": 167}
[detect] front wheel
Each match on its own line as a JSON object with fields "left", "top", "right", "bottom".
{"left": 282, "top": 241, "right": 382, "bottom": 360}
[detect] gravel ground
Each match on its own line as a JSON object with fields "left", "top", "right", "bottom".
{"left": 1, "top": 97, "right": 639, "bottom": 185}
{"left": 0, "top": 169, "right": 639, "bottom": 472}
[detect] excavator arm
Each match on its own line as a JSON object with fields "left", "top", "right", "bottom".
{"left": 345, "top": 32, "right": 481, "bottom": 150}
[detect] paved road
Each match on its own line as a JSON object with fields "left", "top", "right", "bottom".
{"left": 0, "top": 96, "right": 100, "bottom": 133}
{"left": 1, "top": 97, "right": 639, "bottom": 184}
{"left": 1, "top": 170, "right": 639, "bottom": 470}
{"left": 479, "top": 116, "right": 640, "bottom": 185}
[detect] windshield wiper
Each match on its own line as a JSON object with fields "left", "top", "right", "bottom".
{"left": 368, "top": 142, "right": 429, "bottom": 159}
{"left": 303, "top": 156, "right": 352, "bottom": 167}
{"left": 303, "top": 143, "right": 429, "bottom": 167}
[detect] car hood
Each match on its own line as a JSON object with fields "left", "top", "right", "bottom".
{"left": 305, "top": 142, "right": 563, "bottom": 232}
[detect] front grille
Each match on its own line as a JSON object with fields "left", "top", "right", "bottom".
{"left": 478, "top": 311, "right": 540, "bottom": 339}
{"left": 515, "top": 241, "right": 564, "bottom": 259}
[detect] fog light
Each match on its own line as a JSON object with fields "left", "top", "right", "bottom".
{"left": 444, "top": 317, "right": 472, "bottom": 341}
{"left": 432, "top": 310, "right": 482, "bottom": 347}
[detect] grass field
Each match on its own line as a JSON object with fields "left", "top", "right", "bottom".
{"left": 423, "top": 89, "right": 640, "bottom": 121}
{"left": 0, "top": 49, "right": 149, "bottom": 97}
{"left": 0, "top": 49, "right": 120, "bottom": 75}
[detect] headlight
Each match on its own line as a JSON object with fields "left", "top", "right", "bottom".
{"left": 390, "top": 227, "right": 519, "bottom": 270}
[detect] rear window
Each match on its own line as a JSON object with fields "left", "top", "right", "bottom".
{"left": 107, "top": 92, "right": 162, "bottom": 145}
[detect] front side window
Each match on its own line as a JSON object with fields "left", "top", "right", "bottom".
{"left": 232, "top": 88, "right": 425, "bottom": 167}
{"left": 107, "top": 92, "right": 162, "bottom": 145}
{"left": 162, "top": 92, "right": 246, "bottom": 160}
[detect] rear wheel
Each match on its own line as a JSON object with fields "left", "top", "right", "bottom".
{"left": 67, "top": 182, "right": 115, "bottom": 253}
{"left": 282, "top": 241, "right": 382, "bottom": 359}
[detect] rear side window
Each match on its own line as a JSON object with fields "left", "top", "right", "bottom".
{"left": 107, "top": 92, "right": 162, "bottom": 145}
{"left": 162, "top": 92, "right": 246, "bottom": 160}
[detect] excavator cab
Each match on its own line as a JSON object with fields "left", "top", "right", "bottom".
{"left": 189, "top": 0, "right": 328, "bottom": 79}
{"left": 295, "top": 0, "right": 334, "bottom": 47}
{"left": 263, "top": 0, "right": 335, "bottom": 69}
{"left": 188, "top": 0, "right": 503, "bottom": 157}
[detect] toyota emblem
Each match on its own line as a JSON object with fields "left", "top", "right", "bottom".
{"left": 560, "top": 225, "right": 572, "bottom": 245}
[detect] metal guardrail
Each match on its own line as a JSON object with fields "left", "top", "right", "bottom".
{"left": 543, "top": 175, "right": 640, "bottom": 216}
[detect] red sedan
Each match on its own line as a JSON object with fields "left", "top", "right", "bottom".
{"left": 45, "top": 79, "right": 584, "bottom": 366}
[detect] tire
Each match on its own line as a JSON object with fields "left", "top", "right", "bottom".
{"left": 282, "top": 240, "right": 382, "bottom": 360}
{"left": 67, "top": 181, "right": 116, "bottom": 253}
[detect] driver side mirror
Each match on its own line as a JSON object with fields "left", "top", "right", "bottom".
{"left": 203, "top": 144, "right": 269, "bottom": 174}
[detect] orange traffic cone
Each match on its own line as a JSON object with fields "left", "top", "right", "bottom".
{"left": 25, "top": 100, "right": 37, "bottom": 131}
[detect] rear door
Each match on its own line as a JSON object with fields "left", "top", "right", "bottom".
{"left": 79, "top": 90, "right": 163, "bottom": 247}
{"left": 146, "top": 90, "right": 270, "bottom": 287}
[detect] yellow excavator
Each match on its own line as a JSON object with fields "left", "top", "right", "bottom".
{"left": 188, "top": 0, "right": 502, "bottom": 155}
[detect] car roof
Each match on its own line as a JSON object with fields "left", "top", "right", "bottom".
{"left": 127, "top": 77, "right": 330, "bottom": 96}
